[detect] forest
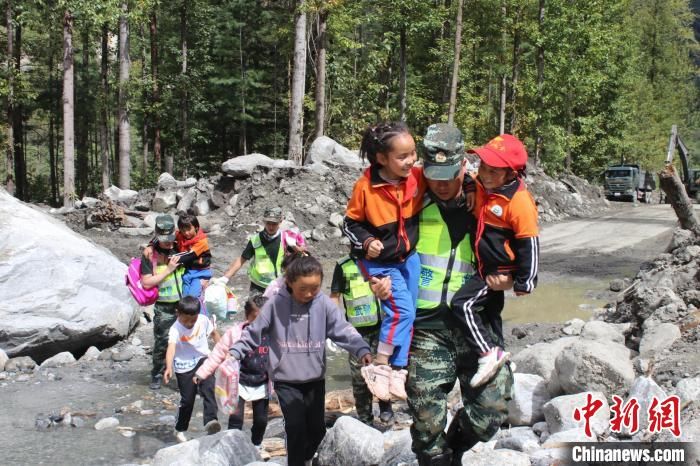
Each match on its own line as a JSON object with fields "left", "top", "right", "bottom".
{"left": 1, "top": 0, "right": 698, "bottom": 206}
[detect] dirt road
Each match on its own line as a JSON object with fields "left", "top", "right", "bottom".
{"left": 539, "top": 203, "right": 699, "bottom": 278}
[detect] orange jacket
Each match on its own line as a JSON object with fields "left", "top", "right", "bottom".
{"left": 175, "top": 229, "right": 211, "bottom": 269}
{"left": 469, "top": 175, "right": 539, "bottom": 293}
{"left": 343, "top": 165, "right": 426, "bottom": 263}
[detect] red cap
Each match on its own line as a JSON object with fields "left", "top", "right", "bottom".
{"left": 468, "top": 134, "right": 528, "bottom": 170}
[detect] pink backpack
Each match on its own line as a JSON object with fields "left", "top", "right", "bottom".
{"left": 125, "top": 257, "right": 159, "bottom": 306}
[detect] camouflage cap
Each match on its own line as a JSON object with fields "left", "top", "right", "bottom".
{"left": 422, "top": 123, "right": 465, "bottom": 180}
{"left": 263, "top": 206, "right": 283, "bottom": 223}
{"left": 155, "top": 214, "right": 176, "bottom": 242}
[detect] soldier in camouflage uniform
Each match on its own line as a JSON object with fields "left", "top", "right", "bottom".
{"left": 409, "top": 124, "right": 514, "bottom": 465}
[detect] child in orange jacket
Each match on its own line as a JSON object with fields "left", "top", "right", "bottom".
{"left": 452, "top": 134, "right": 539, "bottom": 388}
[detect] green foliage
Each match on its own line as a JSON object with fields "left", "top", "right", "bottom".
{"left": 2, "top": 0, "right": 698, "bottom": 201}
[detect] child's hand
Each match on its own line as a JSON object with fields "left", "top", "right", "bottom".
{"left": 465, "top": 191, "right": 475, "bottom": 211}
{"left": 485, "top": 273, "right": 513, "bottom": 291}
{"left": 192, "top": 375, "right": 200, "bottom": 385}
{"left": 163, "top": 368, "right": 172, "bottom": 384}
{"left": 366, "top": 240, "right": 384, "bottom": 259}
{"left": 166, "top": 255, "right": 180, "bottom": 271}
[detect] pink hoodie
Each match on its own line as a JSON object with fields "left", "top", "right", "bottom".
{"left": 196, "top": 322, "right": 244, "bottom": 380}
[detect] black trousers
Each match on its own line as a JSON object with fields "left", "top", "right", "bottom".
{"left": 228, "top": 394, "right": 270, "bottom": 446}
{"left": 174, "top": 358, "right": 218, "bottom": 432}
{"left": 275, "top": 379, "right": 326, "bottom": 466}
{"left": 450, "top": 275, "right": 505, "bottom": 355}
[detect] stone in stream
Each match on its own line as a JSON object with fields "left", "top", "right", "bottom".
{"left": 94, "top": 417, "right": 120, "bottom": 430}
{"left": 555, "top": 338, "right": 634, "bottom": 397}
{"left": 40, "top": 351, "right": 76, "bottom": 368}
{"left": 316, "top": 416, "right": 384, "bottom": 466}
{"left": 543, "top": 392, "right": 609, "bottom": 437}
{"left": 511, "top": 337, "right": 578, "bottom": 396}
{"left": 508, "top": 373, "right": 550, "bottom": 426}
{"left": 153, "top": 429, "right": 260, "bottom": 466}
{"left": 0, "top": 349, "right": 7, "bottom": 371}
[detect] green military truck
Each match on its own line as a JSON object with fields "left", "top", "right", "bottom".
{"left": 604, "top": 164, "right": 656, "bottom": 203}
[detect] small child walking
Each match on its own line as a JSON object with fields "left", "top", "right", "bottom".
{"left": 196, "top": 295, "right": 271, "bottom": 450}
{"left": 174, "top": 211, "right": 212, "bottom": 298}
{"left": 452, "top": 134, "right": 539, "bottom": 388}
{"left": 342, "top": 122, "right": 426, "bottom": 401}
{"left": 229, "top": 256, "right": 371, "bottom": 466}
{"left": 163, "top": 296, "right": 222, "bottom": 442}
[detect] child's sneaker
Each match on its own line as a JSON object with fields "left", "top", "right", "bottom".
{"left": 389, "top": 369, "right": 408, "bottom": 400}
{"left": 361, "top": 364, "right": 392, "bottom": 401}
{"left": 175, "top": 431, "right": 188, "bottom": 443}
{"left": 204, "top": 419, "right": 221, "bottom": 435}
{"left": 469, "top": 348, "right": 510, "bottom": 388}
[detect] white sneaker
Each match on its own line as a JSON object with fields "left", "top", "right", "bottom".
{"left": 175, "top": 431, "right": 188, "bottom": 443}
{"left": 361, "top": 364, "right": 392, "bottom": 401}
{"left": 389, "top": 369, "right": 408, "bottom": 400}
{"left": 469, "top": 348, "right": 510, "bottom": 388}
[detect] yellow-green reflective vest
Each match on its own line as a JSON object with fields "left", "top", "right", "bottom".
{"left": 338, "top": 256, "right": 379, "bottom": 328}
{"left": 248, "top": 233, "right": 284, "bottom": 289}
{"left": 155, "top": 263, "right": 184, "bottom": 303}
{"left": 416, "top": 203, "right": 475, "bottom": 309}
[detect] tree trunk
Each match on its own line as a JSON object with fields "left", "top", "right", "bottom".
{"left": 314, "top": 10, "right": 328, "bottom": 139}
{"left": 150, "top": 11, "right": 161, "bottom": 171}
{"left": 100, "top": 23, "right": 111, "bottom": 190}
{"left": 118, "top": 2, "right": 131, "bottom": 189}
{"left": 534, "top": 0, "right": 545, "bottom": 165}
{"left": 447, "top": 0, "right": 463, "bottom": 125}
{"left": 165, "top": 148, "right": 173, "bottom": 174}
{"left": 63, "top": 10, "right": 75, "bottom": 207}
{"left": 499, "top": 74, "right": 506, "bottom": 134}
{"left": 49, "top": 47, "right": 58, "bottom": 205}
{"left": 509, "top": 7, "right": 522, "bottom": 133}
{"left": 239, "top": 23, "right": 247, "bottom": 154}
{"left": 399, "top": 26, "right": 407, "bottom": 122}
{"left": 659, "top": 164, "right": 699, "bottom": 232}
{"left": 5, "top": 0, "right": 14, "bottom": 195}
{"left": 77, "top": 28, "right": 89, "bottom": 195}
{"left": 140, "top": 24, "right": 148, "bottom": 178}
{"left": 13, "top": 22, "right": 25, "bottom": 200}
{"left": 288, "top": 0, "right": 307, "bottom": 165}
{"left": 179, "top": 2, "right": 188, "bottom": 175}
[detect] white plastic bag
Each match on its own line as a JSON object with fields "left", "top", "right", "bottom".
{"left": 204, "top": 282, "right": 229, "bottom": 320}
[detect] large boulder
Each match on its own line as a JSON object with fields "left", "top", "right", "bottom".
{"left": 153, "top": 429, "right": 260, "bottom": 466}
{"left": 512, "top": 337, "right": 578, "bottom": 396}
{"left": 555, "top": 338, "right": 635, "bottom": 397}
{"left": 152, "top": 190, "right": 178, "bottom": 212}
{"left": 638, "top": 322, "right": 681, "bottom": 356}
{"left": 543, "top": 392, "right": 610, "bottom": 437}
{"left": 103, "top": 185, "right": 139, "bottom": 205}
{"left": 508, "top": 373, "right": 550, "bottom": 426}
{"left": 304, "top": 136, "right": 364, "bottom": 170}
{"left": 221, "top": 153, "right": 296, "bottom": 178}
{"left": 316, "top": 416, "right": 384, "bottom": 466}
{"left": 459, "top": 448, "right": 530, "bottom": 466}
{"left": 0, "top": 189, "right": 140, "bottom": 362}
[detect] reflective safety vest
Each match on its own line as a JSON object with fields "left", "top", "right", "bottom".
{"left": 416, "top": 203, "right": 475, "bottom": 309}
{"left": 248, "top": 233, "right": 285, "bottom": 289}
{"left": 338, "top": 256, "right": 379, "bottom": 328}
{"left": 155, "top": 263, "right": 184, "bottom": 303}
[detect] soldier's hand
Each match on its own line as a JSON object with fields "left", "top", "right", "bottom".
{"left": 360, "top": 353, "right": 373, "bottom": 366}
{"left": 370, "top": 275, "right": 392, "bottom": 300}
{"left": 465, "top": 191, "right": 476, "bottom": 211}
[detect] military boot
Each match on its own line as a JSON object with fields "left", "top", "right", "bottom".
{"left": 445, "top": 409, "right": 481, "bottom": 466}
{"left": 416, "top": 449, "right": 453, "bottom": 466}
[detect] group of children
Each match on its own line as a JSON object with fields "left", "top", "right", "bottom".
{"left": 137, "top": 123, "right": 538, "bottom": 466}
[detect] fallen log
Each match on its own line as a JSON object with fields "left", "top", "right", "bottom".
{"left": 658, "top": 163, "right": 699, "bottom": 233}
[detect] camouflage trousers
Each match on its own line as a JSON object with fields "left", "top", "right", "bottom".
{"left": 348, "top": 327, "right": 382, "bottom": 424}
{"left": 406, "top": 325, "right": 514, "bottom": 456}
{"left": 151, "top": 302, "right": 177, "bottom": 378}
